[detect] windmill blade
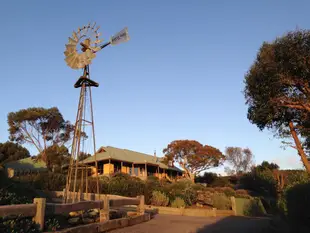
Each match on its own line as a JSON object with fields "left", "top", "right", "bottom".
{"left": 72, "top": 31, "right": 78, "bottom": 41}
{"left": 65, "top": 44, "right": 76, "bottom": 52}
{"left": 95, "top": 26, "right": 100, "bottom": 32}
{"left": 85, "top": 49, "right": 96, "bottom": 59}
{"left": 68, "top": 55, "right": 80, "bottom": 69}
{"left": 68, "top": 37, "right": 78, "bottom": 45}
{"left": 92, "top": 39, "right": 103, "bottom": 44}
{"left": 91, "top": 22, "right": 96, "bottom": 30}
{"left": 65, "top": 53, "right": 76, "bottom": 64}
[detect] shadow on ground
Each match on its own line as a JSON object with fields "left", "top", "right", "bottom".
{"left": 108, "top": 214, "right": 272, "bottom": 233}
{"left": 195, "top": 216, "right": 270, "bottom": 233}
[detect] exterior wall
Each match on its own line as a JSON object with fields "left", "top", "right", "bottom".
{"left": 103, "top": 163, "right": 114, "bottom": 174}
{"left": 89, "top": 159, "right": 182, "bottom": 181}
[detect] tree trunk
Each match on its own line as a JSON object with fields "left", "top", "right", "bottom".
{"left": 289, "top": 121, "right": 310, "bottom": 173}
{"left": 180, "top": 164, "right": 194, "bottom": 182}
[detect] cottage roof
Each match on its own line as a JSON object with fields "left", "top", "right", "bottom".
{"left": 81, "top": 146, "right": 183, "bottom": 173}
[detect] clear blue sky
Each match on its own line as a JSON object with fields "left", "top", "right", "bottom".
{"left": 0, "top": 0, "right": 308, "bottom": 173}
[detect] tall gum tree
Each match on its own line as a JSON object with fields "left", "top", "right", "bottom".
{"left": 162, "top": 140, "right": 225, "bottom": 181}
{"left": 244, "top": 29, "right": 310, "bottom": 172}
{"left": 7, "top": 107, "right": 76, "bottom": 168}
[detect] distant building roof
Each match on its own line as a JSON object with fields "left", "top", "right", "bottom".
{"left": 82, "top": 146, "right": 183, "bottom": 173}
{"left": 4, "top": 157, "right": 47, "bottom": 172}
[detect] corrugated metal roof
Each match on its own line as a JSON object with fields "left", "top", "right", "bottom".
{"left": 4, "top": 157, "right": 47, "bottom": 172}
{"left": 82, "top": 146, "right": 183, "bottom": 173}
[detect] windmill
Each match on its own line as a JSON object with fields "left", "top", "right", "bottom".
{"left": 63, "top": 23, "right": 129, "bottom": 203}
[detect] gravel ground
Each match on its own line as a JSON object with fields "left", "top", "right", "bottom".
{"left": 107, "top": 214, "right": 271, "bottom": 233}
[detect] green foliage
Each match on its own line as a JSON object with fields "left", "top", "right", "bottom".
{"left": 0, "top": 188, "right": 31, "bottom": 205}
{"left": 45, "top": 218, "right": 60, "bottom": 232}
{"left": 7, "top": 107, "right": 77, "bottom": 168}
{"left": 244, "top": 29, "right": 310, "bottom": 171}
{"left": 99, "top": 173, "right": 145, "bottom": 197}
{"left": 285, "top": 182, "right": 310, "bottom": 228}
{"left": 209, "top": 176, "right": 232, "bottom": 187}
{"left": 284, "top": 170, "right": 310, "bottom": 189}
{"left": 240, "top": 168, "right": 277, "bottom": 197}
{"left": 144, "top": 176, "right": 163, "bottom": 205}
{"left": 190, "top": 183, "right": 206, "bottom": 191}
{"left": 256, "top": 161, "right": 279, "bottom": 171}
{"left": 33, "top": 172, "right": 66, "bottom": 191}
{"left": 212, "top": 194, "right": 231, "bottom": 210}
{"left": 219, "top": 187, "right": 236, "bottom": 197}
{"left": 163, "top": 180, "right": 197, "bottom": 206}
{"left": 39, "top": 145, "right": 69, "bottom": 172}
{"left": 243, "top": 198, "right": 267, "bottom": 217}
{"left": 235, "top": 189, "right": 250, "bottom": 199}
{"left": 277, "top": 195, "right": 287, "bottom": 216}
{"left": 151, "top": 191, "right": 169, "bottom": 207}
{"left": 195, "top": 172, "right": 218, "bottom": 184}
{"left": 171, "top": 197, "right": 186, "bottom": 208}
{"left": 0, "top": 141, "right": 30, "bottom": 165}
{"left": 0, "top": 216, "right": 40, "bottom": 233}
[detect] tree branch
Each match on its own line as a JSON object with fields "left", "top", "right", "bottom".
{"left": 20, "top": 124, "right": 42, "bottom": 153}
{"left": 288, "top": 121, "right": 310, "bottom": 173}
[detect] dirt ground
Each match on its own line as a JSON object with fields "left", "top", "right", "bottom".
{"left": 107, "top": 214, "right": 271, "bottom": 233}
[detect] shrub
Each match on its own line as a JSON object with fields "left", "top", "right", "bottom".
{"left": 284, "top": 170, "right": 310, "bottom": 189}
{"left": 45, "top": 218, "right": 60, "bottom": 232}
{"left": 236, "top": 189, "right": 249, "bottom": 195}
{"left": 212, "top": 194, "right": 231, "bottom": 210}
{"left": 191, "top": 183, "right": 206, "bottom": 191}
{"left": 151, "top": 191, "right": 169, "bottom": 207}
{"left": 221, "top": 187, "right": 236, "bottom": 197}
{"left": 98, "top": 172, "right": 145, "bottom": 197}
{"left": 236, "top": 189, "right": 251, "bottom": 199}
{"left": 0, "top": 216, "right": 40, "bottom": 233}
{"left": 243, "top": 198, "right": 267, "bottom": 217}
{"left": 204, "top": 187, "right": 215, "bottom": 193}
{"left": 240, "top": 169, "right": 277, "bottom": 197}
{"left": 0, "top": 189, "right": 31, "bottom": 205}
{"left": 163, "top": 180, "right": 197, "bottom": 206}
{"left": 33, "top": 172, "right": 66, "bottom": 191}
{"left": 195, "top": 172, "right": 218, "bottom": 184}
{"left": 144, "top": 177, "right": 162, "bottom": 205}
{"left": 210, "top": 176, "right": 232, "bottom": 187}
{"left": 285, "top": 182, "right": 310, "bottom": 229}
{"left": 171, "top": 197, "right": 186, "bottom": 208}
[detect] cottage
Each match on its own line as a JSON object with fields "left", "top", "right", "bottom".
{"left": 81, "top": 146, "right": 183, "bottom": 181}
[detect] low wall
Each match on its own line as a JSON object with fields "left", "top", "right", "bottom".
{"left": 145, "top": 205, "right": 235, "bottom": 217}
{"left": 50, "top": 213, "right": 150, "bottom": 233}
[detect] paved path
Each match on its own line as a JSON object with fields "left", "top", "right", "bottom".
{"left": 108, "top": 214, "right": 271, "bottom": 233}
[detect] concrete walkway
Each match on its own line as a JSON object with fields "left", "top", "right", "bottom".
{"left": 108, "top": 214, "right": 271, "bottom": 233}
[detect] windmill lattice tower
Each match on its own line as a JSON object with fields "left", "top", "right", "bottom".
{"left": 63, "top": 23, "right": 129, "bottom": 203}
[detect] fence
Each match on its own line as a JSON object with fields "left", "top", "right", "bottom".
{"left": 0, "top": 194, "right": 145, "bottom": 231}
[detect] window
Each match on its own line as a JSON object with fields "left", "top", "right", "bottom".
{"left": 134, "top": 167, "right": 139, "bottom": 176}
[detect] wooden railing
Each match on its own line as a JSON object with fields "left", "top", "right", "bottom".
{"left": 0, "top": 195, "right": 145, "bottom": 231}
